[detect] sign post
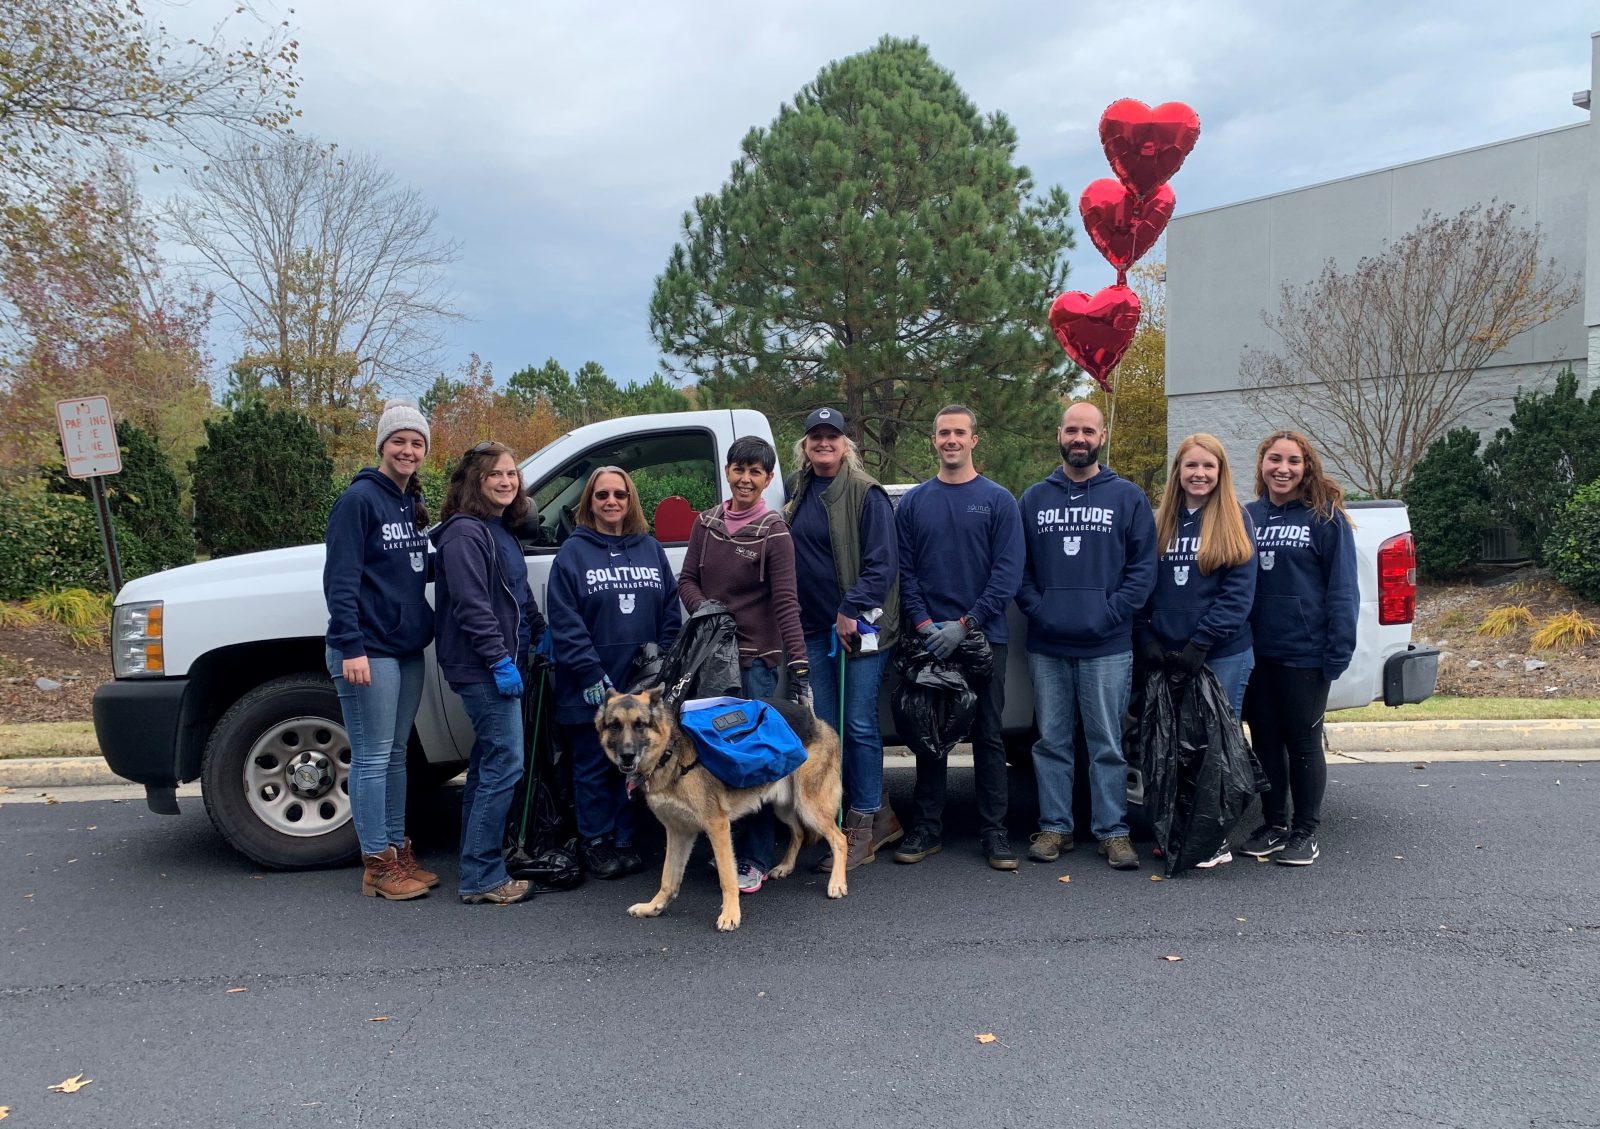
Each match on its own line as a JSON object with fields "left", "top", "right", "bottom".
{"left": 55, "top": 396, "right": 124, "bottom": 594}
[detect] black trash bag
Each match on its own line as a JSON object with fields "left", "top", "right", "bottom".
{"left": 658, "top": 599, "right": 743, "bottom": 707}
{"left": 624, "top": 641, "right": 665, "bottom": 693}
{"left": 504, "top": 657, "right": 584, "bottom": 890}
{"left": 890, "top": 628, "right": 993, "bottom": 760}
{"left": 1139, "top": 666, "right": 1261, "bottom": 876}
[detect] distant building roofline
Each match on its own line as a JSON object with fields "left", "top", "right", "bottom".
{"left": 1176, "top": 121, "right": 1589, "bottom": 222}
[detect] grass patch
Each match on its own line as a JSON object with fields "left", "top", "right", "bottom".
{"left": 1529, "top": 610, "right": 1598, "bottom": 651}
{"left": 0, "top": 602, "right": 41, "bottom": 628}
{"left": 1476, "top": 604, "right": 1535, "bottom": 638}
{"left": 25, "top": 587, "right": 111, "bottom": 631}
{"left": 1331, "top": 696, "right": 1600, "bottom": 722}
{"left": 0, "top": 721, "right": 100, "bottom": 759}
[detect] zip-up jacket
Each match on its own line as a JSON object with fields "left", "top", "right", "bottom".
{"left": 1245, "top": 497, "right": 1359, "bottom": 678}
{"left": 1017, "top": 465, "right": 1157, "bottom": 658}
{"left": 430, "top": 513, "right": 543, "bottom": 684}
{"left": 547, "top": 526, "right": 683, "bottom": 723}
{"left": 323, "top": 468, "right": 433, "bottom": 660}
{"left": 677, "top": 503, "right": 807, "bottom": 670}
{"left": 1136, "top": 507, "right": 1256, "bottom": 658}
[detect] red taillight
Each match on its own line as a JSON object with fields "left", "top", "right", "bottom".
{"left": 1377, "top": 532, "right": 1417, "bottom": 625}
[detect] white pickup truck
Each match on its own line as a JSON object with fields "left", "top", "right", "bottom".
{"left": 94, "top": 409, "right": 1439, "bottom": 868}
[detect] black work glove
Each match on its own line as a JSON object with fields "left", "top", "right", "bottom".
{"left": 1138, "top": 640, "right": 1167, "bottom": 673}
{"left": 1171, "top": 641, "right": 1208, "bottom": 680}
{"left": 786, "top": 662, "right": 812, "bottom": 709}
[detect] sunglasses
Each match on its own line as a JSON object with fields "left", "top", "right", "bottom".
{"left": 465, "top": 441, "right": 499, "bottom": 455}
{"left": 593, "top": 490, "right": 629, "bottom": 501}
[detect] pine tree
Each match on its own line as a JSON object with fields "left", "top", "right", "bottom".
{"left": 649, "top": 36, "right": 1074, "bottom": 487}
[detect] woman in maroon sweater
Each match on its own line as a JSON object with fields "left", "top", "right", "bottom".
{"left": 677, "top": 435, "right": 809, "bottom": 892}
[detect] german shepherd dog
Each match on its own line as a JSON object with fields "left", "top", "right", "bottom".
{"left": 596, "top": 686, "right": 849, "bottom": 931}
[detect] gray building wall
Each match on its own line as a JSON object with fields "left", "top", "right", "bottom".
{"left": 1166, "top": 31, "right": 1599, "bottom": 493}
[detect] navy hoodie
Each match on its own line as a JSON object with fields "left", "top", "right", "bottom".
{"left": 430, "top": 513, "right": 544, "bottom": 685}
{"left": 323, "top": 468, "right": 433, "bottom": 660}
{"left": 547, "top": 527, "right": 683, "bottom": 724}
{"left": 1136, "top": 506, "right": 1256, "bottom": 658}
{"left": 1017, "top": 465, "right": 1157, "bottom": 658}
{"left": 1245, "top": 498, "right": 1359, "bottom": 678}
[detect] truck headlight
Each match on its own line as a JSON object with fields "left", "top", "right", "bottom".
{"left": 112, "top": 600, "right": 164, "bottom": 677}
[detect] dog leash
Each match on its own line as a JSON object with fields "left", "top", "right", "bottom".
{"left": 827, "top": 631, "right": 847, "bottom": 829}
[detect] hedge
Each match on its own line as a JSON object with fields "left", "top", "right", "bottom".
{"left": 0, "top": 489, "right": 155, "bottom": 599}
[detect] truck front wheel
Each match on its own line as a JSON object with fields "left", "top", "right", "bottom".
{"left": 201, "top": 674, "right": 359, "bottom": 869}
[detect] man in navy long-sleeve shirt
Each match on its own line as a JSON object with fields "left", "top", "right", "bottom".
{"left": 1017, "top": 402, "right": 1156, "bottom": 872}
{"left": 892, "top": 404, "right": 1025, "bottom": 870}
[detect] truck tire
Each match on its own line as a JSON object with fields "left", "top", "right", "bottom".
{"left": 201, "top": 674, "right": 359, "bottom": 869}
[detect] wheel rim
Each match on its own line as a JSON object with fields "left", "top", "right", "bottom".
{"left": 241, "top": 715, "right": 352, "bottom": 838}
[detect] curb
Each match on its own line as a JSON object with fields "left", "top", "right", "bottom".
{"left": 0, "top": 756, "right": 124, "bottom": 789}
{"left": 1325, "top": 719, "right": 1600, "bottom": 754}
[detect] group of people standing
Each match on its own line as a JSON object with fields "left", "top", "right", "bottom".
{"left": 321, "top": 393, "right": 1358, "bottom": 906}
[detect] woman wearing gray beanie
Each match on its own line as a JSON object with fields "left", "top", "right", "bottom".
{"left": 323, "top": 399, "right": 437, "bottom": 900}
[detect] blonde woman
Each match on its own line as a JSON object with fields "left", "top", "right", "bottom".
{"left": 1136, "top": 433, "right": 1257, "bottom": 715}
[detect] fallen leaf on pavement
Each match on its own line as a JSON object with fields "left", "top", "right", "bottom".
{"left": 0, "top": 1104, "right": 10, "bottom": 1119}
{"left": 975, "top": 1033, "right": 997, "bottom": 1044}
{"left": 1235, "top": 917, "right": 1246, "bottom": 923}
{"left": 0, "top": 785, "right": 13, "bottom": 794}
{"left": 368, "top": 1016, "right": 390, "bottom": 1022}
{"left": 1411, "top": 763, "right": 1426, "bottom": 770}
{"left": 226, "top": 987, "right": 247, "bottom": 994}
{"left": 44, "top": 796, "right": 58, "bottom": 805}
{"left": 1149, "top": 875, "right": 1162, "bottom": 882}
{"left": 48, "top": 1075, "right": 91, "bottom": 1094}
{"left": 1161, "top": 955, "right": 1183, "bottom": 962}
{"left": 1394, "top": 855, "right": 1404, "bottom": 860}
{"left": 1057, "top": 875, "right": 1071, "bottom": 884}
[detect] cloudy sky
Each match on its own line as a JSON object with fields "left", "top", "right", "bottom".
{"left": 165, "top": 1, "right": 1596, "bottom": 392}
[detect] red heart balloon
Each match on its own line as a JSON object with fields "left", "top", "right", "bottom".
{"left": 1079, "top": 178, "right": 1175, "bottom": 270}
{"left": 1099, "top": 99, "right": 1201, "bottom": 198}
{"left": 1048, "top": 286, "right": 1141, "bottom": 393}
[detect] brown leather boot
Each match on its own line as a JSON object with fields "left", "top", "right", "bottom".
{"left": 869, "top": 793, "right": 903, "bottom": 853}
{"left": 394, "top": 838, "right": 439, "bottom": 888}
{"left": 814, "top": 809, "right": 879, "bottom": 873}
{"left": 362, "top": 846, "right": 428, "bottom": 900}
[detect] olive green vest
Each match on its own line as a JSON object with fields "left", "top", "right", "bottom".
{"left": 786, "top": 462, "right": 900, "bottom": 653}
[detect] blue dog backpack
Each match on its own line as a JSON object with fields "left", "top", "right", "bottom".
{"left": 677, "top": 696, "right": 808, "bottom": 789}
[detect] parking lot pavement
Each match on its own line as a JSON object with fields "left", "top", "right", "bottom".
{"left": 1, "top": 760, "right": 1595, "bottom": 1128}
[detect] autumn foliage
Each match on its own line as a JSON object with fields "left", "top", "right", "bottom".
{"left": 427, "top": 355, "right": 564, "bottom": 468}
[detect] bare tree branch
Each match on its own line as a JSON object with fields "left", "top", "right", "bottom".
{"left": 1241, "top": 202, "right": 1579, "bottom": 497}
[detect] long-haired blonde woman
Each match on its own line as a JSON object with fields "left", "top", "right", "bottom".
{"left": 1238, "top": 430, "right": 1358, "bottom": 868}
{"left": 1136, "top": 433, "right": 1258, "bottom": 716}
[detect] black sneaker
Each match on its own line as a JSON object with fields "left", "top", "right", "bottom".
{"left": 1238, "top": 824, "right": 1290, "bottom": 859}
{"left": 1275, "top": 831, "right": 1319, "bottom": 866}
{"left": 893, "top": 827, "right": 943, "bottom": 864}
{"left": 615, "top": 844, "right": 645, "bottom": 877}
{"left": 583, "top": 837, "right": 627, "bottom": 880}
{"left": 982, "top": 831, "right": 1019, "bottom": 871}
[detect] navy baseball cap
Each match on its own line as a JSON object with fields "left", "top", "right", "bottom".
{"left": 803, "top": 407, "right": 846, "bottom": 435}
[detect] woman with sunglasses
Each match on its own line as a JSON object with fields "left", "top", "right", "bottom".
{"left": 546, "top": 466, "right": 682, "bottom": 880}
{"left": 323, "top": 400, "right": 436, "bottom": 901}
{"left": 432, "top": 441, "right": 545, "bottom": 905}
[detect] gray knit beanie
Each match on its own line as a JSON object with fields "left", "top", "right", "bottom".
{"left": 375, "top": 398, "right": 430, "bottom": 455}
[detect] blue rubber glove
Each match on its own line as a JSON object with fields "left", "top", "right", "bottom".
{"left": 923, "top": 618, "right": 969, "bottom": 661}
{"left": 491, "top": 656, "right": 523, "bottom": 699}
{"left": 535, "top": 630, "right": 555, "bottom": 661}
{"left": 583, "top": 673, "right": 615, "bottom": 707}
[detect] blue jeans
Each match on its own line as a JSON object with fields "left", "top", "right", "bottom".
{"left": 806, "top": 635, "right": 888, "bottom": 814}
{"left": 731, "top": 660, "right": 781, "bottom": 871}
{"left": 1206, "top": 648, "right": 1255, "bottom": 717}
{"left": 1028, "top": 650, "right": 1133, "bottom": 841}
{"left": 452, "top": 681, "right": 526, "bottom": 897}
{"left": 326, "top": 646, "right": 424, "bottom": 857}
{"left": 567, "top": 723, "right": 636, "bottom": 848}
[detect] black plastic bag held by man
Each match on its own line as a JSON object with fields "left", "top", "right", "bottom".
{"left": 891, "top": 628, "right": 995, "bottom": 761}
{"left": 504, "top": 653, "right": 584, "bottom": 890}
{"left": 1138, "top": 665, "right": 1262, "bottom": 876}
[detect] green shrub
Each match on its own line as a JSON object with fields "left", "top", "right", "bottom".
{"left": 45, "top": 419, "right": 195, "bottom": 572}
{"left": 0, "top": 488, "right": 150, "bottom": 598}
{"left": 1483, "top": 370, "right": 1600, "bottom": 564}
{"left": 1545, "top": 478, "right": 1600, "bottom": 601}
{"left": 1402, "top": 428, "right": 1495, "bottom": 579}
{"left": 632, "top": 468, "right": 719, "bottom": 523}
{"left": 191, "top": 405, "right": 335, "bottom": 557}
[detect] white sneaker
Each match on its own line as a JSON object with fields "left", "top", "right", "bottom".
{"left": 1194, "top": 845, "right": 1233, "bottom": 869}
{"left": 736, "top": 861, "right": 766, "bottom": 894}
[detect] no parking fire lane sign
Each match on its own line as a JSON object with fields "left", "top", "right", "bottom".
{"left": 55, "top": 396, "right": 122, "bottom": 478}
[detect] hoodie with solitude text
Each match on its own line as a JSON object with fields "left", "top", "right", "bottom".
{"left": 323, "top": 468, "right": 433, "bottom": 660}
{"left": 1136, "top": 506, "right": 1256, "bottom": 658}
{"left": 1244, "top": 497, "right": 1358, "bottom": 679}
{"left": 1017, "top": 465, "right": 1157, "bottom": 658}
